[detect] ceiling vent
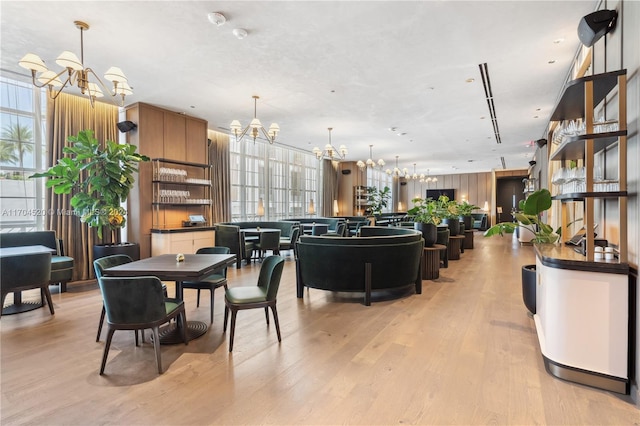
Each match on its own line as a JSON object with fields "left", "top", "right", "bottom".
{"left": 479, "top": 63, "right": 502, "bottom": 144}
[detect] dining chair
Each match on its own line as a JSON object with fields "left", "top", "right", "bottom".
{"left": 311, "top": 224, "right": 328, "bottom": 236}
{"left": 278, "top": 226, "right": 300, "bottom": 256}
{"left": 93, "top": 255, "right": 133, "bottom": 342}
{"left": 223, "top": 255, "right": 285, "bottom": 352}
{"left": 97, "top": 275, "right": 187, "bottom": 375}
{"left": 0, "top": 252, "right": 53, "bottom": 319}
{"left": 180, "top": 246, "right": 230, "bottom": 323}
{"left": 254, "top": 230, "right": 281, "bottom": 261}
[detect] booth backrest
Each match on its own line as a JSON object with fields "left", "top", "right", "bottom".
{"left": 224, "top": 221, "right": 298, "bottom": 238}
{"left": 358, "top": 226, "right": 420, "bottom": 237}
{"left": 0, "top": 230, "right": 58, "bottom": 251}
{"left": 296, "top": 235, "right": 423, "bottom": 295}
{"left": 285, "top": 217, "right": 342, "bottom": 232}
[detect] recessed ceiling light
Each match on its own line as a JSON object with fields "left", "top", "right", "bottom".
{"left": 397, "top": 132, "right": 407, "bottom": 136}
{"left": 480, "top": 116, "right": 485, "bottom": 120}
{"left": 553, "top": 38, "right": 565, "bottom": 44}
{"left": 548, "top": 60, "right": 556, "bottom": 64}
{"left": 233, "top": 28, "right": 248, "bottom": 39}
{"left": 207, "top": 12, "right": 226, "bottom": 26}
{"left": 389, "top": 127, "right": 397, "bottom": 132}
{"left": 536, "top": 108, "right": 541, "bottom": 111}
{"left": 190, "top": 105, "right": 195, "bottom": 109}
{"left": 533, "top": 115, "right": 539, "bottom": 118}
{"left": 465, "top": 78, "right": 475, "bottom": 83}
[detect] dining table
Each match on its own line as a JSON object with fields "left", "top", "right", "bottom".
{"left": 103, "top": 253, "right": 236, "bottom": 343}
{"left": 0, "top": 245, "right": 56, "bottom": 315}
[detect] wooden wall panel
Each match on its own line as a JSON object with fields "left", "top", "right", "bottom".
{"left": 186, "top": 118, "right": 208, "bottom": 163}
{"left": 163, "top": 112, "right": 186, "bottom": 161}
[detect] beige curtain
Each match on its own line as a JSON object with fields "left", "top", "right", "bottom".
{"left": 208, "top": 130, "right": 231, "bottom": 223}
{"left": 321, "top": 159, "right": 339, "bottom": 217}
{"left": 46, "top": 93, "right": 118, "bottom": 281}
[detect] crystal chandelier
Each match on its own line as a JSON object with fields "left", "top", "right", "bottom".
{"left": 230, "top": 96, "right": 280, "bottom": 144}
{"left": 19, "top": 21, "right": 132, "bottom": 107}
{"left": 356, "top": 145, "right": 385, "bottom": 170}
{"left": 312, "top": 128, "right": 347, "bottom": 160}
{"left": 386, "top": 156, "right": 408, "bottom": 177}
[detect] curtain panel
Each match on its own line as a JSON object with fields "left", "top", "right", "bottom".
{"left": 46, "top": 93, "right": 118, "bottom": 281}
{"left": 321, "top": 159, "right": 339, "bottom": 217}
{"left": 208, "top": 130, "right": 231, "bottom": 223}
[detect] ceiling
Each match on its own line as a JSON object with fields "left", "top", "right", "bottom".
{"left": 0, "top": 1, "right": 597, "bottom": 176}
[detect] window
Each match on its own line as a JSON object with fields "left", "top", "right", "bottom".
{"left": 230, "top": 138, "right": 321, "bottom": 221}
{"left": 366, "top": 168, "right": 393, "bottom": 213}
{"left": 0, "top": 77, "right": 47, "bottom": 232}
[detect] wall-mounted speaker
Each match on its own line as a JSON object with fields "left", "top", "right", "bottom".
{"left": 535, "top": 138, "right": 547, "bottom": 148}
{"left": 578, "top": 9, "right": 617, "bottom": 47}
{"left": 400, "top": 181, "right": 407, "bottom": 186}
{"left": 341, "top": 169, "right": 351, "bottom": 175}
{"left": 117, "top": 120, "right": 137, "bottom": 133}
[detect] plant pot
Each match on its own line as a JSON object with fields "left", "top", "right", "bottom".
{"left": 522, "top": 264, "right": 536, "bottom": 314}
{"left": 414, "top": 222, "right": 437, "bottom": 247}
{"left": 93, "top": 242, "right": 140, "bottom": 261}
{"left": 443, "top": 218, "right": 460, "bottom": 236}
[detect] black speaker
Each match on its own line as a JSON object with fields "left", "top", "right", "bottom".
{"left": 535, "top": 138, "right": 547, "bottom": 148}
{"left": 529, "top": 160, "right": 537, "bottom": 167}
{"left": 578, "top": 9, "right": 617, "bottom": 47}
{"left": 400, "top": 181, "right": 407, "bottom": 186}
{"left": 117, "top": 120, "right": 137, "bottom": 133}
{"left": 341, "top": 169, "right": 351, "bottom": 175}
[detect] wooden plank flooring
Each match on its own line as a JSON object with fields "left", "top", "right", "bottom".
{"left": 1, "top": 234, "right": 638, "bottom": 425}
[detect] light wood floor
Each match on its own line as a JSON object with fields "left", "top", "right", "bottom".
{"left": 1, "top": 234, "right": 638, "bottom": 425}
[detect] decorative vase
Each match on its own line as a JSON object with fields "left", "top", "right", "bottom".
{"left": 443, "top": 218, "right": 460, "bottom": 236}
{"left": 93, "top": 242, "right": 140, "bottom": 261}
{"left": 522, "top": 264, "right": 536, "bottom": 314}
{"left": 414, "top": 222, "right": 437, "bottom": 247}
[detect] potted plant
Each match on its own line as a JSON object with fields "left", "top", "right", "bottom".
{"left": 366, "top": 186, "right": 391, "bottom": 216}
{"left": 458, "top": 200, "right": 480, "bottom": 230}
{"left": 31, "top": 129, "right": 149, "bottom": 259}
{"left": 484, "top": 188, "right": 558, "bottom": 315}
{"left": 408, "top": 197, "right": 440, "bottom": 246}
{"left": 436, "top": 195, "right": 460, "bottom": 235}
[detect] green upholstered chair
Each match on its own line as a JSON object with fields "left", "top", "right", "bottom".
{"left": 94, "top": 255, "right": 133, "bottom": 341}
{"left": 223, "top": 255, "right": 285, "bottom": 352}
{"left": 335, "top": 222, "right": 347, "bottom": 237}
{"left": 278, "top": 226, "right": 300, "bottom": 256}
{"left": 254, "top": 230, "right": 281, "bottom": 261}
{"left": 97, "top": 276, "right": 187, "bottom": 375}
{"left": 436, "top": 228, "right": 450, "bottom": 268}
{"left": 215, "top": 224, "right": 254, "bottom": 268}
{"left": 1, "top": 252, "right": 53, "bottom": 318}
{"left": 181, "top": 246, "right": 230, "bottom": 323}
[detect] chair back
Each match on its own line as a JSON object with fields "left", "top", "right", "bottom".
{"left": 1, "top": 252, "right": 51, "bottom": 292}
{"left": 336, "top": 222, "right": 346, "bottom": 237}
{"left": 289, "top": 227, "right": 300, "bottom": 244}
{"left": 311, "top": 224, "right": 328, "bottom": 236}
{"left": 195, "top": 246, "right": 231, "bottom": 278}
{"left": 436, "top": 229, "right": 450, "bottom": 245}
{"left": 98, "top": 276, "right": 167, "bottom": 325}
{"left": 259, "top": 230, "right": 281, "bottom": 250}
{"left": 93, "top": 254, "right": 133, "bottom": 279}
{"left": 257, "top": 255, "right": 285, "bottom": 301}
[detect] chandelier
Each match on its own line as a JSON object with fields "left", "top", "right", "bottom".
{"left": 230, "top": 95, "right": 280, "bottom": 144}
{"left": 386, "top": 156, "right": 408, "bottom": 177}
{"left": 419, "top": 169, "right": 438, "bottom": 184}
{"left": 18, "top": 21, "right": 132, "bottom": 107}
{"left": 312, "top": 128, "right": 347, "bottom": 160}
{"left": 356, "top": 145, "right": 385, "bottom": 170}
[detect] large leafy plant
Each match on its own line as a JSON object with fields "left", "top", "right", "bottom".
{"left": 435, "top": 195, "right": 459, "bottom": 219}
{"left": 457, "top": 200, "right": 480, "bottom": 216}
{"left": 31, "top": 129, "right": 149, "bottom": 238}
{"left": 408, "top": 197, "right": 440, "bottom": 225}
{"left": 366, "top": 186, "right": 391, "bottom": 215}
{"left": 483, "top": 188, "right": 558, "bottom": 243}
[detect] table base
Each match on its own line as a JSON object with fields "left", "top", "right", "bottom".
{"left": 157, "top": 320, "right": 208, "bottom": 345}
{"left": 2, "top": 300, "right": 43, "bottom": 315}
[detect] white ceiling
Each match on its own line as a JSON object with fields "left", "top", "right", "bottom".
{"left": 0, "top": 0, "right": 597, "bottom": 176}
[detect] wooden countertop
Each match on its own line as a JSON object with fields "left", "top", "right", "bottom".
{"left": 534, "top": 243, "right": 628, "bottom": 275}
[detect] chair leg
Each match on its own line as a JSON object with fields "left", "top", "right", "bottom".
{"left": 223, "top": 305, "right": 229, "bottom": 332}
{"left": 196, "top": 289, "right": 201, "bottom": 307}
{"left": 228, "top": 308, "right": 237, "bottom": 352}
{"left": 41, "top": 286, "right": 55, "bottom": 315}
{"left": 135, "top": 329, "right": 139, "bottom": 347}
{"left": 180, "top": 311, "right": 188, "bottom": 345}
{"left": 96, "top": 305, "right": 106, "bottom": 342}
{"left": 271, "top": 305, "right": 282, "bottom": 342}
{"left": 152, "top": 326, "right": 163, "bottom": 374}
{"left": 100, "top": 328, "right": 115, "bottom": 375}
{"left": 264, "top": 307, "right": 269, "bottom": 325}
{"left": 209, "top": 288, "right": 215, "bottom": 323}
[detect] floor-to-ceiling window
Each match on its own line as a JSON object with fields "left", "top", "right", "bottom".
{"left": 229, "top": 138, "right": 321, "bottom": 221}
{"left": 366, "top": 168, "right": 393, "bottom": 213}
{"left": 0, "top": 76, "right": 46, "bottom": 232}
